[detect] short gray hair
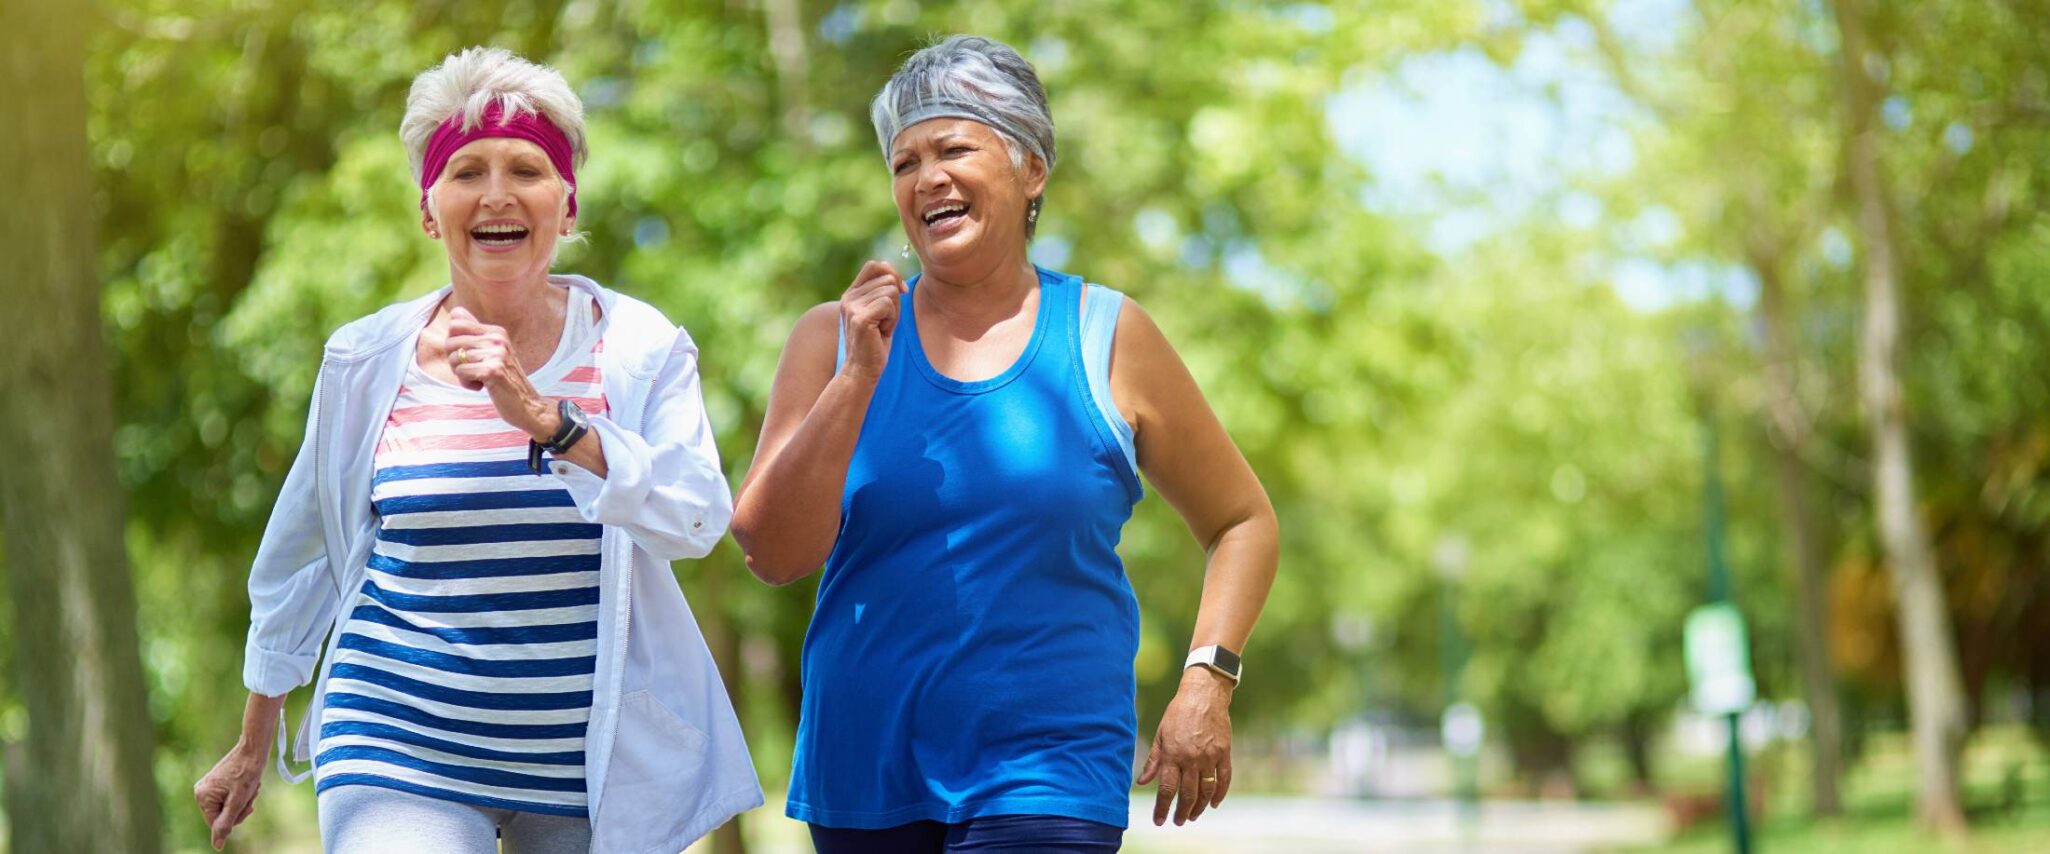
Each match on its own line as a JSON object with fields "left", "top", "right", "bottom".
{"left": 870, "top": 35, "right": 1056, "bottom": 234}
{"left": 400, "top": 47, "right": 588, "bottom": 185}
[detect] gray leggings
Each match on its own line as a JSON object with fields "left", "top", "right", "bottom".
{"left": 317, "top": 784, "right": 591, "bottom": 854}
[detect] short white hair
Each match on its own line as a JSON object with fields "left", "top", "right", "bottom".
{"left": 870, "top": 35, "right": 1055, "bottom": 173}
{"left": 400, "top": 46, "right": 588, "bottom": 184}
{"left": 871, "top": 35, "right": 1056, "bottom": 237}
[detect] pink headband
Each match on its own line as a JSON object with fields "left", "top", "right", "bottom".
{"left": 419, "top": 101, "right": 579, "bottom": 218}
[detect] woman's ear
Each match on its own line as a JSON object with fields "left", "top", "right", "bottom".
{"left": 422, "top": 209, "right": 441, "bottom": 238}
{"left": 1021, "top": 153, "right": 1049, "bottom": 199}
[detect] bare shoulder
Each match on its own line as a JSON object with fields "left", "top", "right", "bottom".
{"left": 779, "top": 301, "right": 844, "bottom": 375}
{"left": 1111, "top": 296, "right": 1182, "bottom": 371}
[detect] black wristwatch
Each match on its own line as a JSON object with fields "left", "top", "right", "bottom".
{"left": 529, "top": 399, "right": 591, "bottom": 474}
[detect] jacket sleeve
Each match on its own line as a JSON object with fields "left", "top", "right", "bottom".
{"left": 242, "top": 373, "right": 342, "bottom": 698}
{"left": 554, "top": 329, "right": 734, "bottom": 562}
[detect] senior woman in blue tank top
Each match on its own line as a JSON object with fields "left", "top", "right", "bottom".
{"left": 732, "top": 35, "right": 1281, "bottom": 852}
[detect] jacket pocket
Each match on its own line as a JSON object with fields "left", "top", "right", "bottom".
{"left": 600, "top": 690, "right": 711, "bottom": 851}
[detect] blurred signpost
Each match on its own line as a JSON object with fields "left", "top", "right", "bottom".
{"left": 1435, "top": 536, "right": 1478, "bottom": 827}
{"left": 1440, "top": 700, "right": 1483, "bottom": 824}
{"left": 1685, "top": 604, "right": 1755, "bottom": 716}
{"left": 1689, "top": 382, "right": 1754, "bottom": 854}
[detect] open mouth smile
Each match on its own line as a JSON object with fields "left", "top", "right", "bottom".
{"left": 921, "top": 201, "right": 970, "bottom": 228}
{"left": 470, "top": 221, "right": 531, "bottom": 249}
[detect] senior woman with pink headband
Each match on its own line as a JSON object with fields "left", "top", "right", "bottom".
{"left": 192, "top": 47, "right": 760, "bottom": 853}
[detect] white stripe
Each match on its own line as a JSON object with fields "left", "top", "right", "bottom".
{"left": 314, "top": 760, "right": 587, "bottom": 808}
{"left": 372, "top": 538, "right": 599, "bottom": 563}
{"left": 375, "top": 474, "right": 580, "bottom": 499}
{"left": 323, "top": 668, "right": 593, "bottom": 725}
{"left": 365, "top": 564, "right": 600, "bottom": 599}
{"left": 339, "top": 616, "right": 597, "bottom": 666}
{"left": 346, "top": 602, "right": 602, "bottom": 629}
{"left": 376, "top": 505, "right": 594, "bottom": 530}
{"left": 320, "top": 705, "right": 588, "bottom": 754}
{"left": 317, "top": 732, "right": 585, "bottom": 777}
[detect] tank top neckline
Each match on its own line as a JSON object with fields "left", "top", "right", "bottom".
{"left": 900, "top": 266, "right": 1069, "bottom": 395}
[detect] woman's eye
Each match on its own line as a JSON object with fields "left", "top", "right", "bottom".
{"left": 893, "top": 160, "right": 914, "bottom": 174}
{"left": 455, "top": 170, "right": 480, "bottom": 179}
{"left": 947, "top": 146, "right": 971, "bottom": 155}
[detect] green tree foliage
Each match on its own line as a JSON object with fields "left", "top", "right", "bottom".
{"left": 30, "top": 0, "right": 2050, "bottom": 847}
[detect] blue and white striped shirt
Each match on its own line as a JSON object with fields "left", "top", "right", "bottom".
{"left": 315, "top": 289, "right": 605, "bottom": 817}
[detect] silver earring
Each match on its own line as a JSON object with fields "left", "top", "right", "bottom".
{"left": 900, "top": 244, "right": 911, "bottom": 258}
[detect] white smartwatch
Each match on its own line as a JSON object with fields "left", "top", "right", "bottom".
{"left": 1184, "top": 645, "right": 1242, "bottom": 684}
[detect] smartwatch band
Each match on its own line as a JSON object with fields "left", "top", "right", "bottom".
{"left": 1184, "top": 645, "right": 1242, "bottom": 684}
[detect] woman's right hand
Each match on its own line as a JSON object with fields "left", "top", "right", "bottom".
{"left": 194, "top": 742, "right": 265, "bottom": 850}
{"left": 840, "top": 260, "right": 908, "bottom": 379}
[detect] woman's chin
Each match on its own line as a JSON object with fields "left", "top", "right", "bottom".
{"left": 455, "top": 247, "right": 550, "bottom": 282}
{"left": 918, "top": 229, "right": 987, "bottom": 269}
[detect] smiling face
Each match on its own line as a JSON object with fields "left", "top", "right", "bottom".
{"left": 890, "top": 118, "right": 1046, "bottom": 281}
{"left": 423, "top": 136, "right": 573, "bottom": 286}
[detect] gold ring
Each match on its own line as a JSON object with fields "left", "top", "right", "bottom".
{"left": 456, "top": 348, "right": 470, "bottom": 365}
{"left": 1202, "top": 775, "right": 1218, "bottom": 784}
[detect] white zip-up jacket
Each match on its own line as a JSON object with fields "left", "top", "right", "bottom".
{"left": 241, "top": 275, "right": 763, "bottom": 853}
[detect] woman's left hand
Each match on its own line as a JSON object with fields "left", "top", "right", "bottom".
{"left": 1138, "top": 666, "right": 1235, "bottom": 826}
{"left": 447, "top": 306, "right": 552, "bottom": 438}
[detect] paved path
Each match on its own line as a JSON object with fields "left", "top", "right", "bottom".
{"left": 1120, "top": 796, "right": 1670, "bottom": 853}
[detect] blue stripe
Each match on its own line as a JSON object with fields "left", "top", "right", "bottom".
{"left": 337, "top": 634, "right": 595, "bottom": 678}
{"left": 368, "top": 549, "right": 599, "bottom": 580}
{"left": 320, "top": 721, "right": 583, "bottom": 765}
{"left": 315, "top": 745, "right": 586, "bottom": 792}
{"left": 377, "top": 522, "right": 601, "bottom": 547}
{"left": 348, "top": 604, "right": 597, "bottom": 646}
{"left": 373, "top": 459, "right": 538, "bottom": 487}
{"left": 324, "top": 693, "right": 590, "bottom": 739}
{"left": 359, "top": 578, "right": 601, "bottom": 613}
{"left": 329, "top": 663, "right": 592, "bottom": 710}
{"left": 317, "top": 775, "right": 588, "bottom": 818}
{"left": 374, "top": 489, "right": 577, "bottom": 517}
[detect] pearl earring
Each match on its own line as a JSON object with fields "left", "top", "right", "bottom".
{"left": 900, "top": 244, "right": 911, "bottom": 259}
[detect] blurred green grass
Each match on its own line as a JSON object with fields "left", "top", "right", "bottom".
{"left": 1629, "top": 725, "right": 2050, "bottom": 853}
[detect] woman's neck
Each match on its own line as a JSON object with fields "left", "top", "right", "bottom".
{"left": 446, "top": 272, "right": 563, "bottom": 342}
{"left": 917, "top": 253, "right": 1039, "bottom": 326}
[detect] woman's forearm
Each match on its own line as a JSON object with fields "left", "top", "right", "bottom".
{"left": 233, "top": 692, "right": 289, "bottom": 757}
{"left": 732, "top": 367, "right": 883, "bottom": 584}
{"left": 1187, "top": 505, "right": 1281, "bottom": 659}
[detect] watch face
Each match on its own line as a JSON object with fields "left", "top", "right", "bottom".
{"left": 1212, "top": 647, "right": 1242, "bottom": 675}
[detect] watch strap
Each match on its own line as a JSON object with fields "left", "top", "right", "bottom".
{"left": 1184, "top": 645, "right": 1242, "bottom": 684}
{"left": 529, "top": 400, "right": 590, "bottom": 474}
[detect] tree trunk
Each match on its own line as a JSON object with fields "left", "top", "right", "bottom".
{"left": 0, "top": 1, "right": 166, "bottom": 851}
{"left": 1751, "top": 254, "right": 1845, "bottom": 817}
{"left": 1829, "top": 0, "right": 1970, "bottom": 833}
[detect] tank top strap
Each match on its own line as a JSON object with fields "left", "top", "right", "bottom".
{"left": 1077, "top": 283, "right": 1137, "bottom": 481}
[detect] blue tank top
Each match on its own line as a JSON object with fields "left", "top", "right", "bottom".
{"left": 786, "top": 267, "right": 1143, "bottom": 829}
